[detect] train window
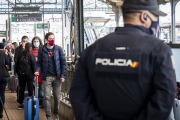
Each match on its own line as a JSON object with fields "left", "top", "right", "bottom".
{"left": 175, "top": 2, "right": 180, "bottom": 43}
{"left": 159, "top": 3, "right": 171, "bottom": 43}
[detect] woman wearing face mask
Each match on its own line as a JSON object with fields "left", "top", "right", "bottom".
{"left": 31, "top": 37, "right": 43, "bottom": 61}
{"left": 12, "top": 42, "right": 18, "bottom": 54}
{"left": 16, "top": 43, "right": 36, "bottom": 109}
{"left": 31, "top": 36, "right": 44, "bottom": 108}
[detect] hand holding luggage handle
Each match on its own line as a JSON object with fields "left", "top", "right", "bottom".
{"left": 35, "top": 76, "right": 38, "bottom": 99}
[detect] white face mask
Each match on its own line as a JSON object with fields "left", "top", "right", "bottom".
{"left": 7, "top": 43, "right": 11, "bottom": 46}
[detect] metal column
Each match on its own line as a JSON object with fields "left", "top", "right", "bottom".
{"left": 62, "top": 0, "right": 65, "bottom": 49}
{"left": 48, "top": 21, "right": 50, "bottom": 32}
{"left": 8, "top": 0, "right": 11, "bottom": 41}
{"left": 115, "top": 10, "right": 119, "bottom": 26}
{"left": 76, "top": 0, "right": 84, "bottom": 55}
{"left": 9, "top": 18, "right": 11, "bottom": 40}
{"left": 170, "top": 0, "right": 178, "bottom": 43}
{"left": 115, "top": 7, "right": 121, "bottom": 27}
{"left": 6, "top": 20, "right": 8, "bottom": 41}
{"left": 43, "top": 2, "right": 45, "bottom": 43}
{"left": 34, "top": 23, "right": 36, "bottom": 37}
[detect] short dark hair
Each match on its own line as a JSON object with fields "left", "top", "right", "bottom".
{"left": 7, "top": 40, "right": 12, "bottom": 43}
{"left": 31, "top": 36, "right": 43, "bottom": 48}
{"left": 122, "top": 10, "right": 141, "bottom": 22}
{"left": 21, "top": 36, "right": 28, "bottom": 41}
{"left": 45, "top": 32, "right": 54, "bottom": 40}
{"left": 2, "top": 38, "right": 6, "bottom": 42}
{"left": 0, "top": 43, "right": 5, "bottom": 49}
{"left": 24, "top": 42, "right": 32, "bottom": 56}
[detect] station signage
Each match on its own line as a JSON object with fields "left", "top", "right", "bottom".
{"left": 11, "top": 14, "right": 42, "bottom": 22}
{"left": 37, "top": 23, "right": 50, "bottom": 29}
{"left": 0, "top": 31, "right": 6, "bottom": 37}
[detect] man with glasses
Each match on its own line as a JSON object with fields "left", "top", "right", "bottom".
{"left": 70, "top": 0, "right": 176, "bottom": 120}
{"left": 35, "top": 32, "right": 67, "bottom": 120}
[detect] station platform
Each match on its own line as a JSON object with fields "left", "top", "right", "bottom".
{"left": 0, "top": 88, "right": 64, "bottom": 120}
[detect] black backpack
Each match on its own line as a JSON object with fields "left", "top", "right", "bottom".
{"left": 19, "top": 54, "right": 30, "bottom": 74}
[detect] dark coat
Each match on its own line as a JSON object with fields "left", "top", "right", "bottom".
{"left": 0, "top": 50, "right": 10, "bottom": 77}
{"left": 70, "top": 25, "right": 176, "bottom": 120}
{"left": 14, "top": 45, "right": 24, "bottom": 63}
{"left": 16, "top": 52, "right": 36, "bottom": 77}
{"left": 36, "top": 44, "right": 67, "bottom": 80}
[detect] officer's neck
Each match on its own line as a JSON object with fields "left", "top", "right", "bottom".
{"left": 124, "top": 21, "right": 146, "bottom": 28}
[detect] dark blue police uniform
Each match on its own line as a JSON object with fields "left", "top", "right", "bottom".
{"left": 70, "top": 25, "right": 176, "bottom": 120}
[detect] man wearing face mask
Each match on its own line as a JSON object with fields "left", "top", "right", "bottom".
{"left": 14, "top": 36, "right": 28, "bottom": 64}
{"left": 14, "top": 36, "right": 28, "bottom": 103}
{"left": 69, "top": 0, "right": 176, "bottom": 120}
{"left": 35, "top": 32, "right": 67, "bottom": 120}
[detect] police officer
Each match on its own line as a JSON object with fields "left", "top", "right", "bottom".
{"left": 70, "top": 0, "right": 176, "bottom": 120}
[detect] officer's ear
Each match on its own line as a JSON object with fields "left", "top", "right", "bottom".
{"left": 140, "top": 11, "right": 147, "bottom": 24}
{"left": 140, "top": 11, "right": 151, "bottom": 28}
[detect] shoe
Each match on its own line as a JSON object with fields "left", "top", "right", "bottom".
{"left": 18, "top": 105, "right": 23, "bottom": 110}
{"left": 0, "top": 109, "right": 3, "bottom": 118}
{"left": 54, "top": 114, "right": 59, "bottom": 120}
{"left": 0, "top": 114, "right": 3, "bottom": 118}
{"left": 39, "top": 104, "right": 44, "bottom": 108}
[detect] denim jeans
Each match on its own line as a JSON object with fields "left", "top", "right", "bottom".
{"left": 38, "top": 83, "right": 44, "bottom": 104}
{"left": 43, "top": 76, "right": 61, "bottom": 120}
{"left": 0, "top": 77, "right": 8, "bottom": 109}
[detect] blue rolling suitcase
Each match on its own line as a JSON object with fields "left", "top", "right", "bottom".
{"left": 24, "top": 76, "right": 39, "bottom": 120}
{"left": 24, "top": 96, "right": 39, "bottom": 120}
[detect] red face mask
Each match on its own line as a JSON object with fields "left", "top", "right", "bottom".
{"left": 48, "top": 39, "right": 55, "bottom": 46}
{"left": 7, "top": 44, "right": 13, "bottom": 49}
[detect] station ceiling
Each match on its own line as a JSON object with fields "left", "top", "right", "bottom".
{"left": 102, "top": 0, "right": 170, "bottom": 7}
{"left": 0, "top": 0, "right": 173, "bottom": 14}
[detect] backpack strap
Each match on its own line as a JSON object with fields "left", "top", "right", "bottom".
{"left": 56, "top": 45, "right": 60, "bottom": 58}
{"left": 41, "top": 45, "right": 44, "bottom": 58}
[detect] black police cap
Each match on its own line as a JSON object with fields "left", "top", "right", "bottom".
{"left": 122, "top": 0, "right": 167, "bottom": 16}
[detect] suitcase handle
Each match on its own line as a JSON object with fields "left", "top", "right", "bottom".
{"left": 31, "top": 96, "right": 36, "bottom": 120}
{"left": 35, "top": 76, "right": 38, "bottom": 99}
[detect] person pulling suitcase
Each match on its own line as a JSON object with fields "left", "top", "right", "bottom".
{"left": 16, "top": 43, "right": 36, "bottom": 110}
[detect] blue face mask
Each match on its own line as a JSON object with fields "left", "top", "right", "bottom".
{"left": 34, "top": 42, "right": 40, "bottom": 48}
{"left": 12, "top": 46, "right": 14, "bottom": 49}
{"left": 149, "top": 20, "right": 159, "bottom": 36}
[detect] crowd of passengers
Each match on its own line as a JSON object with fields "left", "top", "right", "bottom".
{"left": 0, "top": 32, "right": 67, "bottom": 120}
